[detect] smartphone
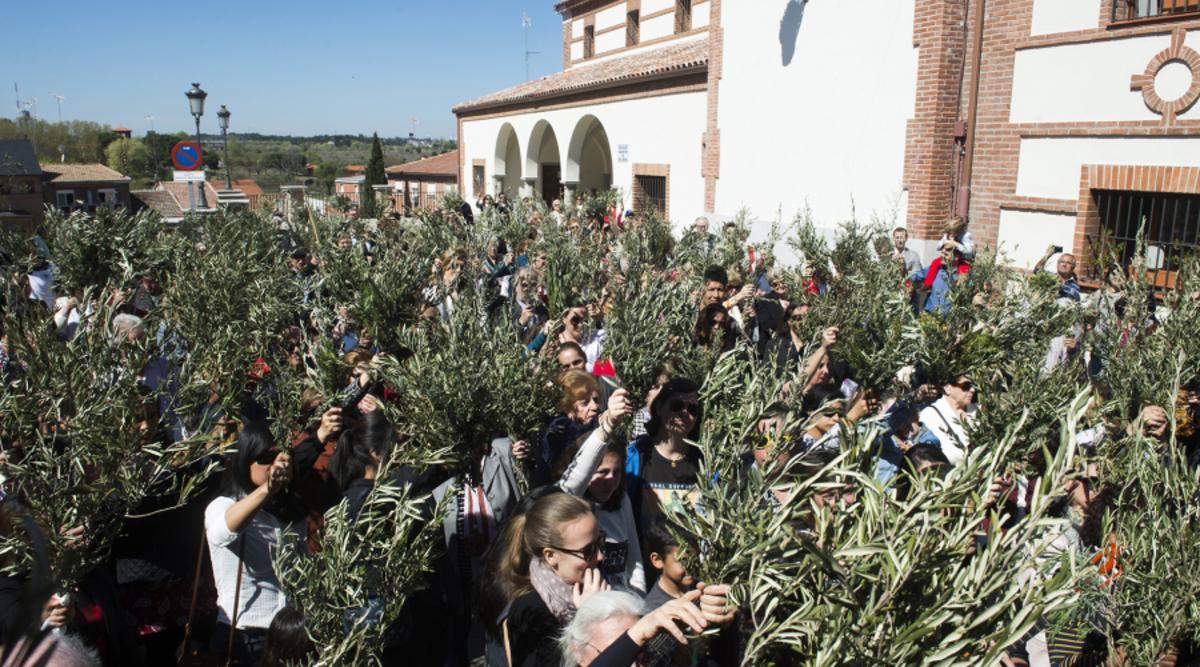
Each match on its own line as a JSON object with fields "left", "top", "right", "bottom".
{"left": 1052, "top": 245, "right": 1064, "bottom": 254}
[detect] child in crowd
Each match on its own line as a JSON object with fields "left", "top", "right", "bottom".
{"left": 641, "top": 518, "right": 697, "bottom": 613}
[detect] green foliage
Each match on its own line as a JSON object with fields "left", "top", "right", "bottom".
{"left": 605, "top": 270, "right": 698, "bottom": 401}
{"left": 0, "top": 271, "right": 217, "bottom": 590}
{"left": 672, "top": 352, "right": 1085, "bottom": 665}
{"left": 104, "top": 137, "right": 154, "bottom": 181}
{"left": 274, "top": 482, "right": 448, "bottom": 666}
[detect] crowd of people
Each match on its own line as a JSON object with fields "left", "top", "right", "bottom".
{"left": 0, "top": 193, "right": 1197, "bottom": 667}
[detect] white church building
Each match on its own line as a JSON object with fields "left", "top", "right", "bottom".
{"left": 456, "top": 0, "right": 1200, "bottom": 282}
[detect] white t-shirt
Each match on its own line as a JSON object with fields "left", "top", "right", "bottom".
{"left": 204, "top": 495, "right": 294, "bottom": 629}
{"left": 919, "top": 397, "right": 977, "bottom": 467}
{"left": 28, "top": 264, "right": 56, "bottom": 309}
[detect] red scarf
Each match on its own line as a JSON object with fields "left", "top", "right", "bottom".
{"left": 923, "top": 257, "right": 969, "bottom": 289}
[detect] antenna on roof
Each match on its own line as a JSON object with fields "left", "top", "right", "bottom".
{"left": 523, "top": 11, "right": 540, "bottom": 81}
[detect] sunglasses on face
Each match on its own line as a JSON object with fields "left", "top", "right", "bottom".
{"left": 253, "top": 449, "right": 281, "bottom": 466}
{"left": 954, "top": 382, "right": 975, "bottom": 391}
{"left": 669, "top": 400, "right": 701, "bottom": 417}
{"left": 552, "top": 530, "right": 606, "bottom": 562}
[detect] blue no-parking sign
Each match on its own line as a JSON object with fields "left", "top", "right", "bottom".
{"left": 171, "top": 141, "right": 204, "bottom": 171}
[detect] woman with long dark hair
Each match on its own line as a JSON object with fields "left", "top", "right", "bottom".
{"left": 203, "top": 423, "right": 300, "bottom": 666}
{"left": 625, "top": 378, "right": 705, "bottom": 531}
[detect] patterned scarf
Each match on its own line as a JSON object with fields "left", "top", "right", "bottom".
{"left": 528, "top": 558, "right": 577, "bottom": 624}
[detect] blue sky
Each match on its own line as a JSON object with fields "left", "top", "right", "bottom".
{"left": 2, "top": 1, "right": 565, "bottom": 138}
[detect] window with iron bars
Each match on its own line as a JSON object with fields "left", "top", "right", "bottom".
{"left": 1112, "top": 0, "right": 1200, "bottom": 22}
{"left": 1094, "top": 189, "right": 1200, "bottom": 290}
{"left": 584, "top": 25, "right": 595, "bottom": 58}
{"left": 633, "top": 175, "right": 667, "bottom": 217}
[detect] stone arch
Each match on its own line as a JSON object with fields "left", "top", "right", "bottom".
{"left": 525, "top": 120, "right": 563, "bottom": 204}
{"left": 565, "top": 115, "right": 613, "bottom": 195}
{"left": 493, "top": 123, "right": 522, "bottom": 198}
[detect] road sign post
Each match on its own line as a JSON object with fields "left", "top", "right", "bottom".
{"left": 171, "top": 141, "right": 205, "bottom": 211}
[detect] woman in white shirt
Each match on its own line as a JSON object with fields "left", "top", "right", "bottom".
{"left": 557, "top": 388, "right": 644, "bottom": 593}
{"left": 918, "top": 375, "right": 978, "bottom": 467}
{"left": 204, "top": 424, "right": 297, "bottom": 666}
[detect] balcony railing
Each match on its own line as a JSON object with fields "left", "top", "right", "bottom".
{"left": 1113, "top": 0, "right": 1200, "bottom": 23}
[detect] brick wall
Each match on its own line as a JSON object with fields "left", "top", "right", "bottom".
{"left": 931, "top": 0, "right": 1200, "bottom": 265}
{"left": 904, "top": 0, "right": 969, "bottom": 241}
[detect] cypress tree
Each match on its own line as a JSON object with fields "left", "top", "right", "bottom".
{"left": 363, "top": 132, "right": 386, "bottom": 218}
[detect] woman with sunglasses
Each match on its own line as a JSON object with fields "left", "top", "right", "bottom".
{"left": 204, "top": 424, "right": 302, "bottom": 666}
{"left": 625, "top": 378, "right": 705, "bottom": 532}
{"left": 484, "top": 492, "right": 609, "bottom": 666}
{"left": 917, "top": 374, "right": 978, "bottom": 467}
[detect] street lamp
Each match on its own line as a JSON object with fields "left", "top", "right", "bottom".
{"left": 185, "top": 82, "right": 209, "bottom": 208}
{"left": 217, "top": 105, "right": 232, "bottom": 190}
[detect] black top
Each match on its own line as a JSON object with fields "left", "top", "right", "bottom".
{"left": 591, "top": 633, "right": 641, "bottom": 667}
{"left": 506, "top": 590, "right": 561, "bottom": 667}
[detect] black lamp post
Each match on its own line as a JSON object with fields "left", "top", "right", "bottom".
{"left": 185, "top": 82, "right": 209, "bottom": 208}
{"left": 217, "top": 105, "right": 232, "bottom": 190}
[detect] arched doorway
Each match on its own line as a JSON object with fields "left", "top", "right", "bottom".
{"left": 526, "top": 120, "right": 562, "bottom": 205}
{"left": 565, "top": 115, "right": 613, "bottom": 198}
{"left": 493, "top": 123, "right": 522, "bottom": 198}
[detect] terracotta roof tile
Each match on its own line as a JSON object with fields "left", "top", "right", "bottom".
{"left": 232, "top": 179, "right": 263, "bottom": 196}
{"left": 131, "top": 189, "right": 184, "bottom": 219}
{"left": 40, "top": 163, "right": 129, "bottom": 183}
{"left": 454, "top": 40, "right": 708, "bottom": 113}
{"left": 385, "top": 150, "right": 458, "bottom": 177}
{"left": 154, "top": 181, "right": 220, "bottom": 209}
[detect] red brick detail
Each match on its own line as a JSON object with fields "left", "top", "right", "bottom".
{"left": 702, "top": 0, "right": 721, "bottom": 212}
{"left": 902, "top": 0, "right": 968, "bottom": 241}
{"left": 1129, "top": 28, "right": 1200, "bottom": 125}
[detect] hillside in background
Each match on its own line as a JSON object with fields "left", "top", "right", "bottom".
{"left": 0, "top": 118, "right": 456, "bottom": 191}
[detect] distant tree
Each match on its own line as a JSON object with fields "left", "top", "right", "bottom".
{"left": 142, "top": 131, "right": 188, "bottom": 181}
{"left": 363, "top": 133, "right": 386, "bottom": 218}
{"left": 104, "top": 138, "right": 153, "bottom": 180}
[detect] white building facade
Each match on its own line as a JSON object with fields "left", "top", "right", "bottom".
{"left": 455, "top": 0, "right": 918, "bottom": 239}
{"left": 457, "top": 0, "right": 1200, "bottom": 283}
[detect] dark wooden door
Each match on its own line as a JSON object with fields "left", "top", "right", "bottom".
{"left": 541, "top": 165, "right": 561, "bottom": 205}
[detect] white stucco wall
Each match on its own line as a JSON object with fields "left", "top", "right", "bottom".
{"left": 1029, "top": 0, "right": 1098, "bottom": 36}
{"left": 1010, "top": 30, "right": 1200, "bottom": 123}
{"left": 692, "top": 1, "right": 710, "bottom": 29}
{"left": 596, "top": 27, "right": 626, "bottom": 55}
{"left": 571, "top": 41, "right": 584, "bottom": 60}
{"left": 642, "top": 12, "right": 674, "bottom": 42}
{"left": 1015, "top": 136, "right": 1200, "bottom": 200}
{"left": 572, "top": 20, "right": 583, "bottom": 39}
{"left": 715, "top": 0, "right": 917, "bottom": 247}
{"left": 996, "top": 209, "right": 1078, "bottom": 269}
{"left": 586, "top": 32, "right": 707, "bottom": 66}
{"left": 596, "top": 4, "right": 628, "bottom": 31}
{"left": 460, "top": 90, "right": 708, "bottom": 226}
{"left": 642, "top": 0, "right": 673, "bottom": 16}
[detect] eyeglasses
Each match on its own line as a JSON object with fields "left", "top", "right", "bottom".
{"left": 953, "top": 382, "right": 975, "bottom": 391}
{"left": 669, "top": 400, "right": 701, "bottom": 417}
{"left": 552, "top": 530, "right": 606, "bottom": 561}
{"left": 253, "top": 449, "right": 281, "bottom": 466}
